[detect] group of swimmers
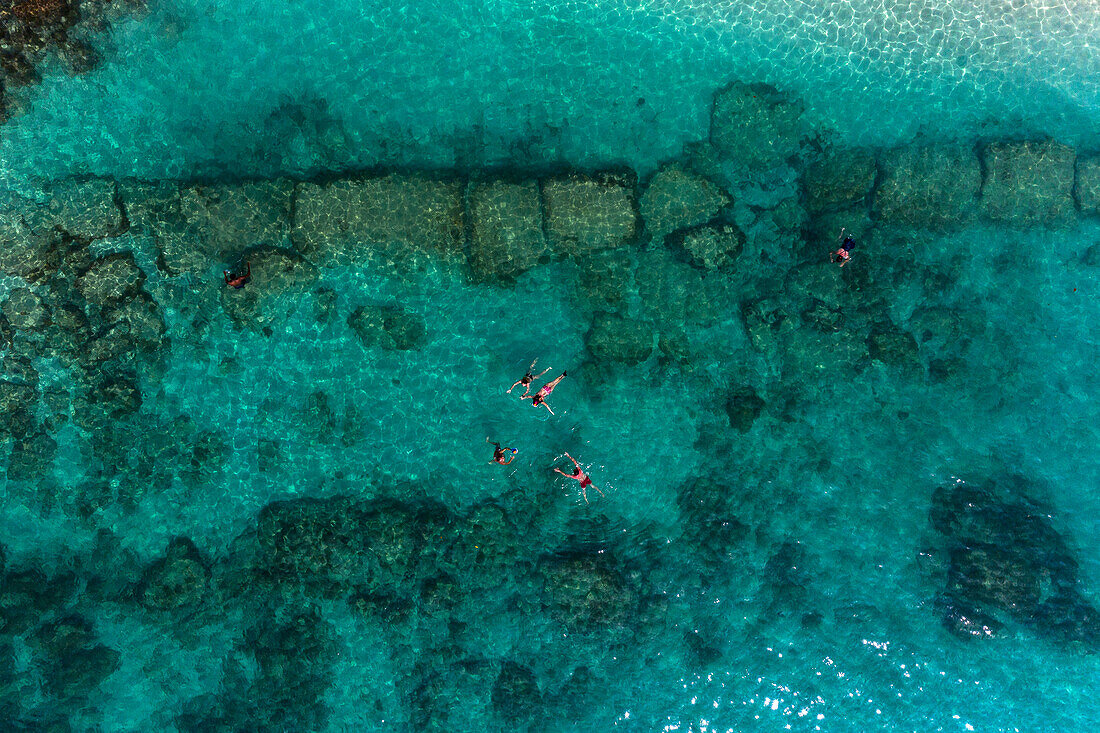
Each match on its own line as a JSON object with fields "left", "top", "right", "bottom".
{"left": 222, "top": 231, "right": 855, "bottom": 503}
{"left": 488, "top": 360, "right": 605, "bottom": 504}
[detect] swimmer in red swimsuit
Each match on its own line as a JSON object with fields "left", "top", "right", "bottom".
{"left": 829, "top": 229, "right": 854, "bottom": 268}
{"left": 507, "top": 359, "right": 551, "bottom": 397}
{"left": 553, "top": 451, "right": 604, "bottom": 504}
{"left": 224, "top": 261, "right": 251, "bottom": 288}
{"left": 486, "top": 437, "right": 517, "bottom": 465}
{"left": 530, "top": 370, "right": 567, "bottom": 415}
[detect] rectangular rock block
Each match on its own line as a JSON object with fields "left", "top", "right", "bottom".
{"left": 543, "top": 172, "right": 638, "bottom": 257}
{"left": 873, "top": 144, "right": 980, "bottom": 229}
{"left": 292, "top": 174, "right": 465, "bottom": 269}
{"left": 467, "top": 180, "right": 546, "bottom": 284}
{"left": 1075, "top": 155, "right": 1100, "bottom": 216}
{"left": 981, "top": 140, "right": 1076, "bottom": 225}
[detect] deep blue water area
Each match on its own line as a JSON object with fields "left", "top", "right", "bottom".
{"left": 2, "top": 0, "right": 1100, "bottom": 731}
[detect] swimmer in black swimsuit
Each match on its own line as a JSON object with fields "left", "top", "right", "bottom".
{"left": 508, "top": 359, "right": 551, "bottom": 398}
{"left": 486, "top": 438, "right": 517, "bottom": 465}
{"left": 829, "top": 228, "right": 854, "bottom": 267}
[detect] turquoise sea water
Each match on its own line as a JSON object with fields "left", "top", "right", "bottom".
{"left": 2, "top": 0, "right": 1100, "bottom": 730}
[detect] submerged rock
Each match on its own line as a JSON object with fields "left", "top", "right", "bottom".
{"left": 292, "top": 174, "right": 465, "bottom": 269}
{"left": 585, "top": 312, "right": 653, "bottom": 366}
{"left": 668, "top": 221, "right": 745, "bottom": 272}
{"left": 1077, "top": 156, "right": 1100, "bottom": 216}
{"left": 181, "top": 179, "right": 294, "bottom": 253}
{"left": 467, "top": 180, "right": 547, "bottom": 283}
{"left": 41, "top": 179, "right": 124, "bottom": 239}
{"left": 980, "top": 140, "right": 1076, "bottom": 225}
{"left": 138, "top": 537, "right": 209, "bottom": 612}
{"left": 929, "top": 480, "right": 1097, "bottom": 645}
{"left": 347, "top": 304, "right": 427, "bottom": 351}
{"left": 802, "top": 147, "right": 877, "bottom": 212}
{"left": 866, "top": 319, "right": 921, "bottom": 371}
{"left": 675, "top": 478, "right": 750, "bottom": 569}
{"left": 539, "top": 551, "right": 635, "bottom": 630}
{"left": 710, "top": 81, "right": 807, "bottom": 171}
{"left": 574, "top": 246, "right": 636, "bottom": 309}
{"left": 491, "top": 661, "right": 542, "bottom": 724}
{"left": 543, "top": 172, "right": 638, "bottom": 257}
{"left": 874, "top": 143, "right": 980, "bottom": 228}
{"left": 639, "top": 163, "right": 729, "bottom": 240}
{"left": 725, "top": 387, "right": 765, "bottom": 432}
{"left": 2, "top": 287, "right": 50, "bottom": 331}
{"left": 75, "top": 252, "right": 146, "bottom": 306}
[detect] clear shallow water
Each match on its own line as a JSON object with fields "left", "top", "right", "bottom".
{"left": 2, "top": 0, "right": 1100, "bottom": 731}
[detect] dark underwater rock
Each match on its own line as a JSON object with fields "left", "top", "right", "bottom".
{"left": 981, "top": 140, "right": 1076, "bottom": 225}
{"left": 867, "top": 320, "right": 921, "bottom": 370}
{"left": 6, "top": 428, "right": 57, "bottom": 480}
{"left": 347, "top": 304, "right": 426, "bottom": 351}
{"left": 585, "top": 311, "right": 653, "bottom": 366}
{"left": 539, "top": 551, "right": 635, "bottom": 630}
{"left": 937, "top": 596, "right": 1005, "bottom": 640}
{"left": 46, "top": 644, "right": 121, "bottom": 699}
{"left": 492, "top": 661, "right": 542, "bottom": 724}
{"left": 668, "top": 221, "right": 745, "bottom": 272}
{"left": 2, "top": 287, "right": 50, "bottom": 331}
{"left": 710, "top": 81, "right": 807, "bottom": 170}
{"left": 675, "top": 478, "right": 749, "bottom": 570}
{"left": 292, "top": 174, "right": 465, "bottom": 269}
{"left": 930, "top": 481, "right": 1098, "bottom": 644}
{"left": 725, "top": 387, "right": 765, "bottom": 432}
{"left": 802, "top": 147, "right": 877, "bottom": 212}
{"left": 874, "top": 143, "right": 980, "bottom": 228}
{"left": 247, "top": 605, "right": 337, "bottom": 731}
{"left": 139, "top": 537, "right": 209, "bottom": 612}
{"left": 639, "top": 163, "right": 728, "bottom": 240}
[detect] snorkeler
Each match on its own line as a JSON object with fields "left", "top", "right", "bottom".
{"left": 224, "top": 261, "right": 251, "bottom": 288}
{"left": 530, "top": 370, "right": 567, "bottom": 415}
{"left": 507, "top": 359, "right": 551, "bottom": 397}
{"left": 486, "top": 437, "right": 518, "bottom": 465}
{"left": 829, "top": 229, "right": 854, "bottom": 267}
{"left": 553, "top": 452, "right": 604, "bottom": 504}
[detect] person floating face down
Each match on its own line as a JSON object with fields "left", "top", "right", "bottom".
{"left": 486, "top": 437, "right": 517, "bottom": 465}
{"left": 529, "top": 371, "right": 567, "bottom": 415}
{"left": 507, "top": 359, "right": 551, "bottom": 398}
{"left": 224, "top": 261, "right": 251, "bottom": 288}
{"left": 830, "top": 229, "right": 854, "bottom": 267}
{"left": 553, "top": 451, "right": 604, "bottom": 504}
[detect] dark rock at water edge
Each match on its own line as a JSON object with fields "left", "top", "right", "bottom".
{"left": 347, "top": 304, "right": 427, "bottom": 351}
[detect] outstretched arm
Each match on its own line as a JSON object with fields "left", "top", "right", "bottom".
{"left": 224, "top": 270, "right": 231, "bottom": 284}
{"left": 507, "top": 380, "right": 524, "bottom": 393}
{"left": 541, "top": 402, "right": 554, "bottom": 415}
{"left": 553, "top": 468, "right": 569, "bottom": 476}
{"left": 244, "top": 262, "right": 251, "bottom": 277}
{"left": 564, "top": 452, "right": 580, "bottom": 468}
